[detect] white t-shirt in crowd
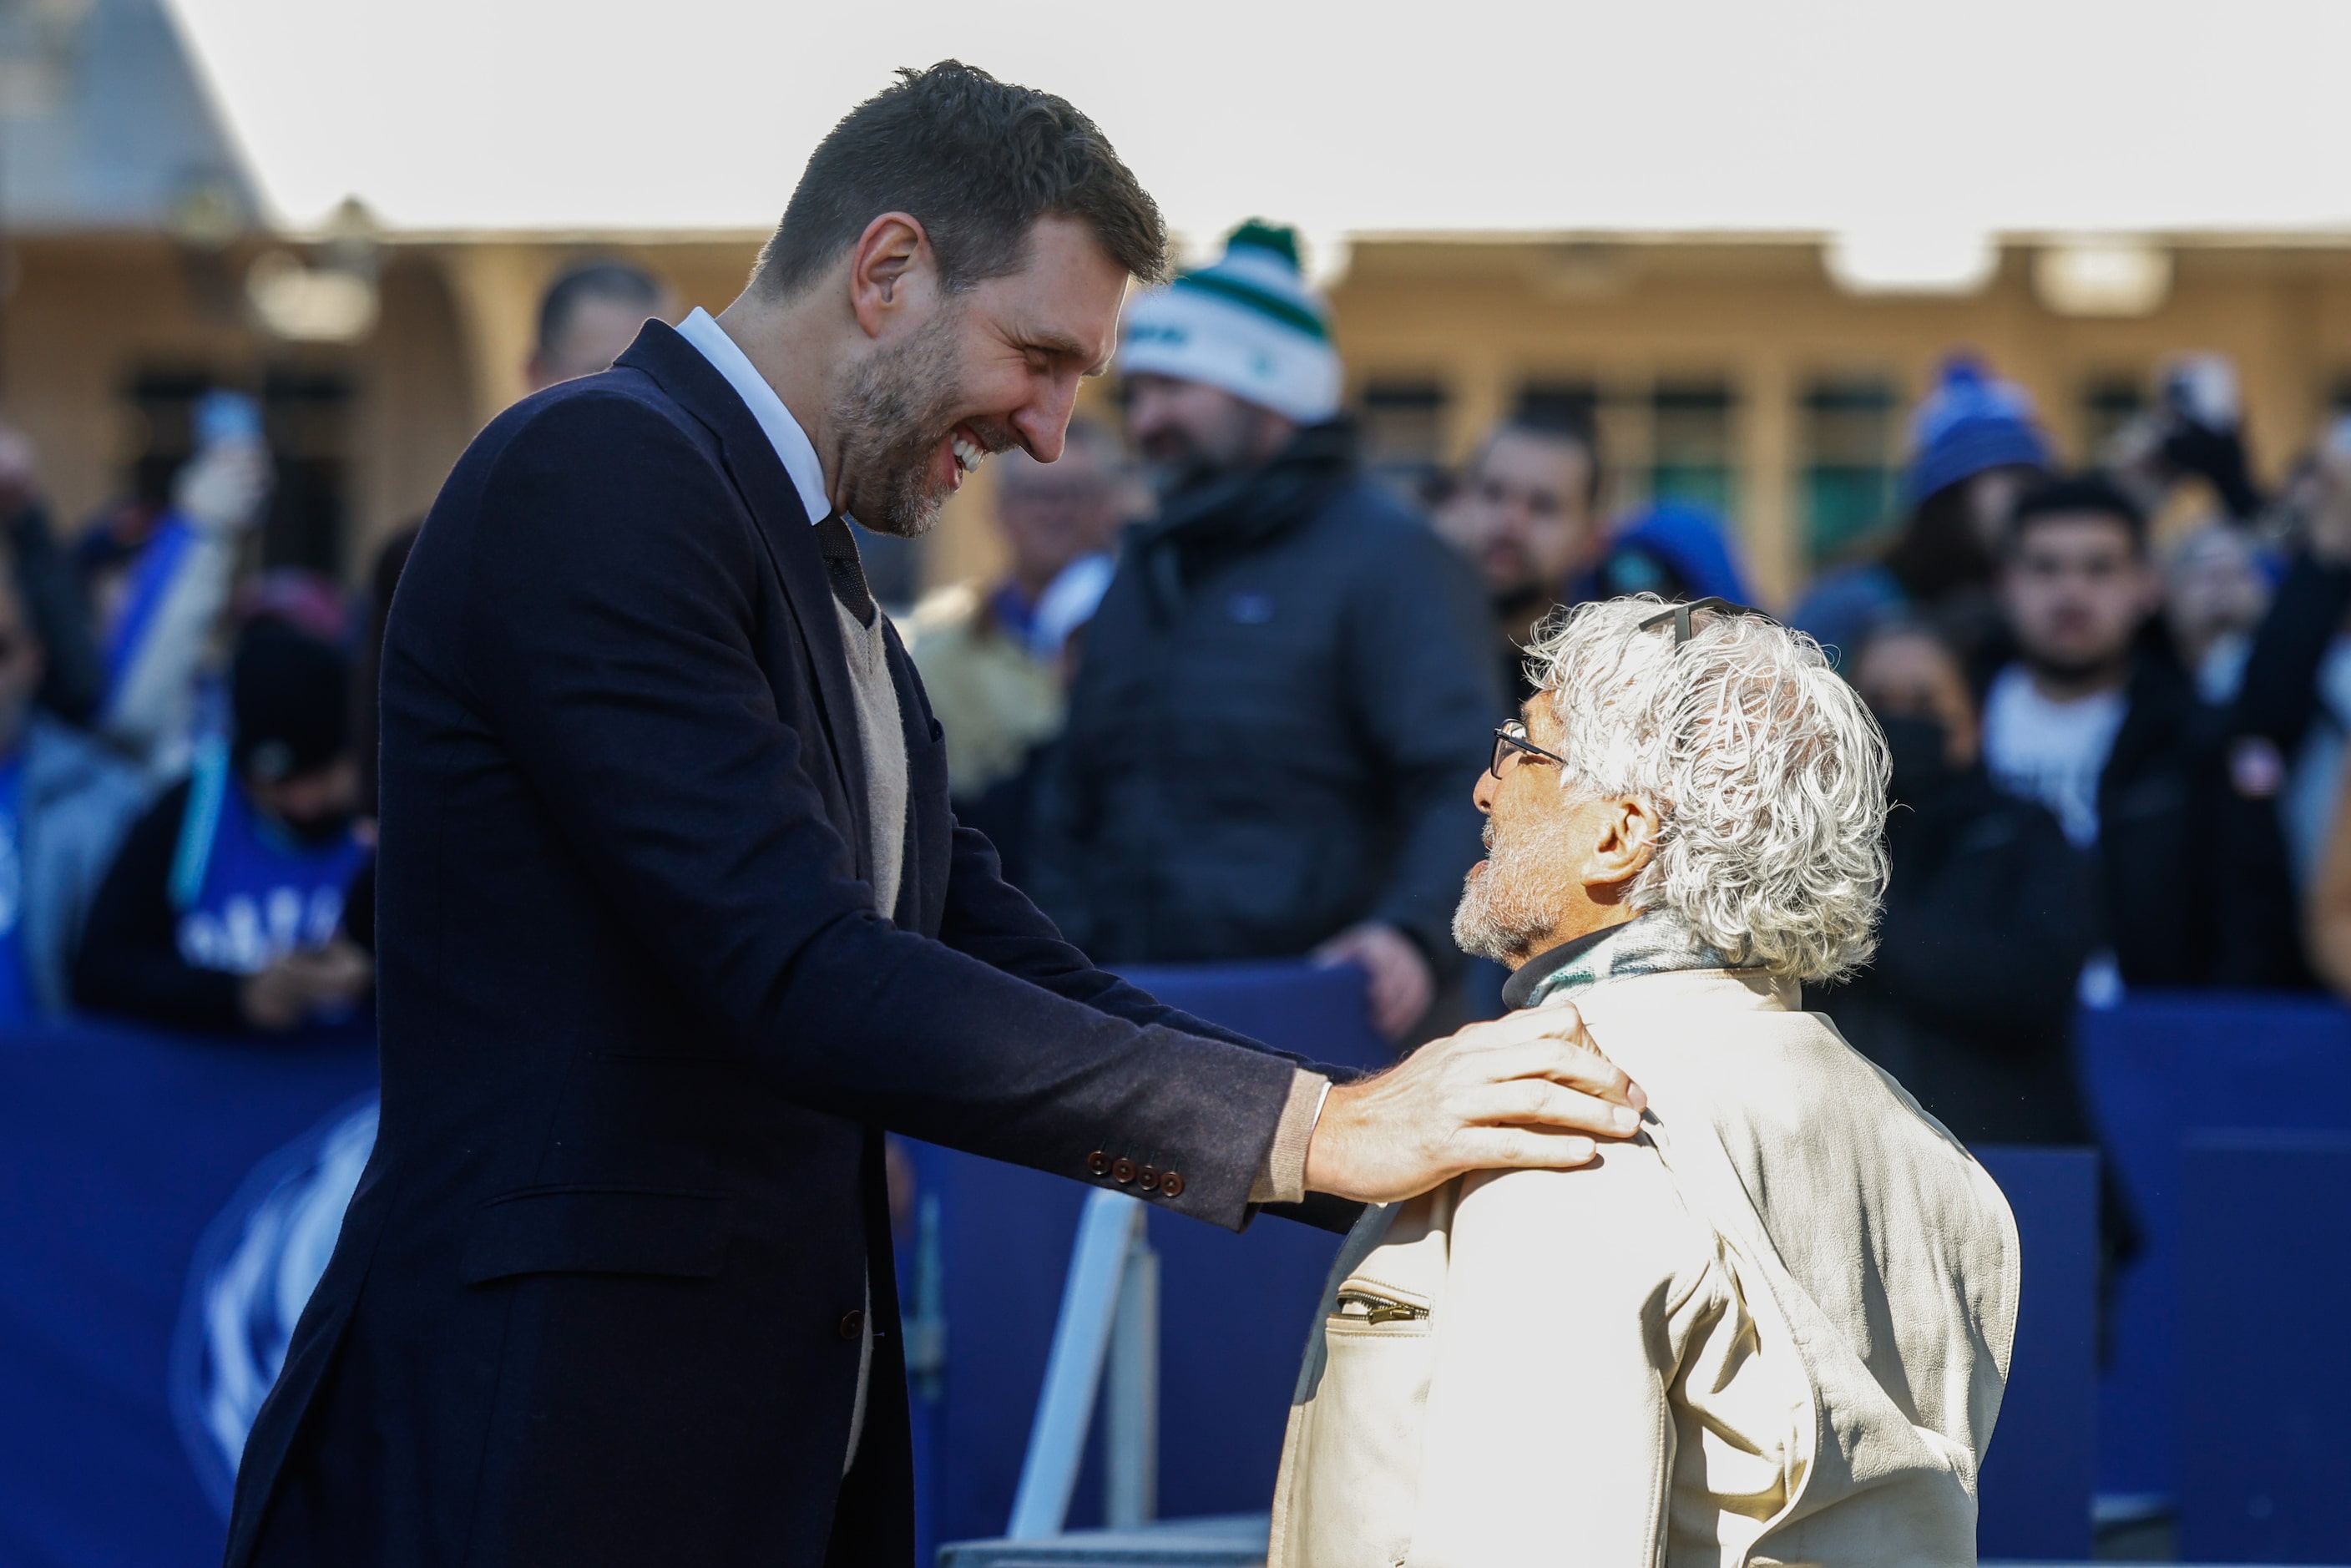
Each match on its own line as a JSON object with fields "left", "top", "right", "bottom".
{"left": 1980, "top": 663, "right": 2130, "bottom": 850}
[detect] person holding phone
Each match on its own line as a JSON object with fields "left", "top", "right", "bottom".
{"left": 73, "top": 621, "right": 370, "bottom": 1034}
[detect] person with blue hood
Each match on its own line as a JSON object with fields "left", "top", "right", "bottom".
{"left": 1574, "top": 498, "right": 1754, "bottom": 605}
{"left": 1789, "top": 356, "right": 2053, "bottom": 677}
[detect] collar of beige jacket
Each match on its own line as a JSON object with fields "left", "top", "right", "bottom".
{"left": 1549, "top": 965, "right": 1799, "bottom": 1026}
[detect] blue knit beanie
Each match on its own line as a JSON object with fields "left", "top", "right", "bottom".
{"left": 1904, "top": 356, "right": 2052, "bottom": 506}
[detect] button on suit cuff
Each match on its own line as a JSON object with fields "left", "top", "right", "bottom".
{"left": 1248, "top": 1069, "right": 1331, "bottom": 1206}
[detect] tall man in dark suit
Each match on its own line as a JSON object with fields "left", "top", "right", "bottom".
{"left": 225, "top": 63, "right": 1642, "bottom": 1568}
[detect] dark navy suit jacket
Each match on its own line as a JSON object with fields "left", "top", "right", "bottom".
{"left": 224, "top": 321, "right": 1336, "bottom": 1567}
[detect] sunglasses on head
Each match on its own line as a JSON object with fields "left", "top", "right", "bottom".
{"left": 1489, "top": 598, "right": 1780, "bottom": 778}
{"left": 1636, "top": 595, "right": 1777, "bottom": 646}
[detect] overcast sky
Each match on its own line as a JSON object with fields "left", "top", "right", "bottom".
{"left": 170, "top": 0, "right": 2351, "bottom": 261}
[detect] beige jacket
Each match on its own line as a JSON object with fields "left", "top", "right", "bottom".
{"left": 1269, "top": 969, "right": 2020, "bottom": 1568}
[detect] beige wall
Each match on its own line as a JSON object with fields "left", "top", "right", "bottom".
{"left": 2, "top": 236, "right": 254, "bottom": 537}
{"left": 0, "top": 235, "right": 475, "bottom": 575}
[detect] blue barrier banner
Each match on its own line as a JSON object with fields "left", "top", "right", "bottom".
{"left": 2177, "top": 1130, "right": 2351, "bottom": 1564}
{"left": 0, "top": 969, "right": 1383, "bottom": 1568}
{"left": 2081, "top": 994, "right": 2351, "bottom": 1501}
{"left": 1974, "top": 1146, "right": 2097, "bottom": 1562}
{"left": 0, "top": 1023, "right": 375, "bottom": 1567}
{"left": 11, "top": 975, "right": 2335, "bottom": 1564}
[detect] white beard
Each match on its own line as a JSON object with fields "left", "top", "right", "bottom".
{"left": 1450, "top": 807, "right": 1580, "bottom": 965}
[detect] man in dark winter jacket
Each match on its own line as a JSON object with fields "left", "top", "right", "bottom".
{"left": 2222, "top": 427, "right": 2351, "bottom": 899}
{"left": 1983, "top": 474, "right": 2299, "bottom": 994}
{"left": 1031, "top": 222, "right": 1500, "bottom": 1039}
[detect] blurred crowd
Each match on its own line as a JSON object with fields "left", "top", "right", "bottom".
{"left": 0, "top": 259, "right": 683, "bottom": 1042}
{"left": 20, "top": 224, "right": 2351, "bottom": 1206}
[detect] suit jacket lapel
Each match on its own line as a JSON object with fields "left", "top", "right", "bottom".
{"left": 614, "top": 321, "right": 872, "bottom": 861}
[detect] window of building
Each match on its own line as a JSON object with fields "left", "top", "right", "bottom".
{"left": 1649, "top": 380, "right": 1736, "bottom": 514}
{"left": 126, "top": 364, "right": 353, "bottom": 578}
{"left": 125, "top": 367, "right": 215, "bottom": 515}
{"left": 1357, "top": 379, "right": 1448, "bottom": 468}
{"left": 258, "top": 367, "right": 353, "bottom": 578}
{"left": 1802, "top": 377, "right": 1898, "bottom": 564}
{"left": 1514, "top": 380, "right": 1601, "bottom": 434}
{"left": 2081, "top": 373, "right": 2146, "bottom": 460}
{"left": 1354, "top": 378, "right": 1450, "bottom": 508}
{"left": 2328, "top": 372, "right": 2351, "bottom": 418}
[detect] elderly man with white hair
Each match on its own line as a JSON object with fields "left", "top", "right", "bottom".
{"left": 1270, "top": 597, "right": 2021, "bottom": 1568}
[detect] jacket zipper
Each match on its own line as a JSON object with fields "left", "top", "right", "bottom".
{"left": 1332, "top": 1289, "right": 1430, "bottom": 1325}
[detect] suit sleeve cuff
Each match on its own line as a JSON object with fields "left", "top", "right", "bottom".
{"left": 1248, "top": 1069, "right": 1331, "bottom": 1206}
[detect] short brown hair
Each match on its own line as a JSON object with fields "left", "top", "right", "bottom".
{"left": 755, "top": 61, "right": 1166, "bottom": 299}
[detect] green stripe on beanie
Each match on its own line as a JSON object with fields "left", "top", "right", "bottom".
{"left": 1173, "top": 271, "right": 1329, "bottom": 342}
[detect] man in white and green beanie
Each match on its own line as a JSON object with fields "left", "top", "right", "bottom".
{"left": 1032, "top": 221, "right": 1501, "bottom": 1044}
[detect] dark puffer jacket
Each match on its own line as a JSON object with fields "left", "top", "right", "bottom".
{"left": 1822, "top": 754, "right": 2098, "bottom": 1147}
{"left": 2097, "top": 645, "right": 2303, "bottom": 989}
{"left": 1820, "top": 748, "right": 2141, "bottom": 1292}
{"left": 1030, "top": 422, "right": 1501, "bottom": 973}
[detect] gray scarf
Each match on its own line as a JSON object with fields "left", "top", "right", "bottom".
{"left": 1519, "top": 911, "right": 1744, "bottom": 1011}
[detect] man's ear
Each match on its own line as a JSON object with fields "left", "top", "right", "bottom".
{"left": 1582, "top": 796, "right": 1661, "bottom": 897}
{"left": 847, "top": 212, "right": 933, "bottom": 339}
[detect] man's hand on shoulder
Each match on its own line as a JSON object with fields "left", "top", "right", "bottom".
{"left": 1302, "top": 1004, "right": 1644, "bottom": 1206}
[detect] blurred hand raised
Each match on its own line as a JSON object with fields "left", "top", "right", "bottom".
{"left": 1302, "top": 1004, "right": 1644, "bottom": 1206}
{"left": 174, "top": 440, "right": 271, "bottom": 535}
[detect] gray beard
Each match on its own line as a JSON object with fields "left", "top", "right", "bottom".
{"left": 1450, "top": 808, "right": 1580, "bottom": 965}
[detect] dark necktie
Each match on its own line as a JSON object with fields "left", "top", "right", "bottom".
{"left": 812, "top": 511, "right": 877, "bottom": 628}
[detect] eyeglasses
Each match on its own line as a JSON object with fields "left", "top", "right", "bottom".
{"left": 1636, "top": 595, "right": 1778, "bottom": 646}
{"left": 1490, "top": 720, "right": 1568, "bottom": 780}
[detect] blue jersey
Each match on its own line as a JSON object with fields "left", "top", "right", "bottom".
{"left": 169, "top": 742, "right": 367, "bottom": 978}
{"left": 0, "top": 756, "right": 33, "bottom": 1028}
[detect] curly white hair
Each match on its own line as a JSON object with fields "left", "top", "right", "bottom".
{"left": 1523, "top": 596, "right": 1890, "bottom": 983}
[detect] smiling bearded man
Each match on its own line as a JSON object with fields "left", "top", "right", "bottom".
{"left": 1271, "top": 595, "right": 2023, "bottom": 1568}
{"left": 222, "top": 62, "right": 1652, "bottom": 1568}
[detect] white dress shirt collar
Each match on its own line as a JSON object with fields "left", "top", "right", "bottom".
{"left": 673, "top": 306, "right": 831, "bottom": 524}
